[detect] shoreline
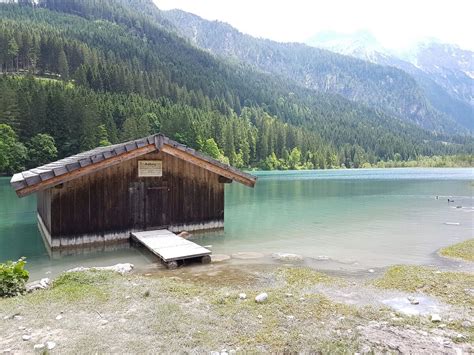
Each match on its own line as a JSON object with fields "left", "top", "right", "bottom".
{"left": 248, "top": 165, "right": 474, "bottom": 172}
{"left": 2, "top": 166, "right": 474, "bottom": 179}
{"left": 2, "top": 236, "right": 473, "bottom": 352}
{"left": 20, "top": 243, "right": 474, "bottom": 282}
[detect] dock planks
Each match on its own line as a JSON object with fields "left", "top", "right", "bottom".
{"left": 131, "top": 229, "right": 211, "bottom": 267}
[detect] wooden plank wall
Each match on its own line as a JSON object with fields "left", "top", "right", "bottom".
{"left": 37, "top": 189, "right": 52, "bottom": 232}
{"left": 41, "top": 151, "right": 224, "bottom": 238}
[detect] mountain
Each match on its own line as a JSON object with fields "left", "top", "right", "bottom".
{"left": 0, "top": 0, "right": 471, "bottom": 175}
{"left": 306, "top": 30, "right": 390, "bottom": 62}
{"left": 161, "top": 9, "right": 469, "bottom": 134}
{"left": 307, "top": 32, "right": 473, "bottom": 130}
{"left": 404, "top": 41, "right": 474, "bottom": 106}
{"left": 404, "top": 41, "right": 474, "bottom": 78}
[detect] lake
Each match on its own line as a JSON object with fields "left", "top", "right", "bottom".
{"left": 0, "top": 168, "right": 472, "bottom": 279}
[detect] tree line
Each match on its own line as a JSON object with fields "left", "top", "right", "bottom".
{"left": 1, "top": 76, "right": 471, "bottom": 175}
{"left": 0, "top": 76, "right": 337, "bottom": 173}
{"left": 0, "top": 1, "right": 471, "bottom": 175}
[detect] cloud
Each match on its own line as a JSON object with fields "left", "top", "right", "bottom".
{"left": 154, "top": 0, "right": 474, "bottom": 50}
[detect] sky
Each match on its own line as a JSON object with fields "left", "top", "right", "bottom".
{"left": 154, "top": 0, "right": 474, "bottom": 51}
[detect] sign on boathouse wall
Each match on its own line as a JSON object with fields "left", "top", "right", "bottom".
{"left": 138, "top": 160, "right": 163, "bottom": 177}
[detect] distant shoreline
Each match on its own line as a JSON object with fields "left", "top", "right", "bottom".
{"left": 2, "top": 165, "right": 473, "bottom": 180}
{"left": 247, "top": 165, "right": 474, "bottom": 172}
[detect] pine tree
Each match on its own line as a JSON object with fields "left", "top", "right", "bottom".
{"left": 57, "top": 49, "right": 69, "bottom": 80}
{"left": 7, "top": 37, "right": 19, "bottom": 72}
{"left": 97, "top": 124, "right": 111, "bottom": 146}
{"left": 0, "top": 80, "right": 20, "bottom": 130}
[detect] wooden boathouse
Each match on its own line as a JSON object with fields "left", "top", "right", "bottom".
{"left": 10, "top": 134, "right": 257, "bottom": 250}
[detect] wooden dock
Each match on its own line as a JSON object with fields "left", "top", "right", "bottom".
{"left": 131, "top": 229, "right": 211, "bottom": 269}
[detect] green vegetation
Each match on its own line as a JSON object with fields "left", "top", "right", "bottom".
{"left": 26, "top": 132, "right": 57, "bottom": 167}
{"left": 198, "top": 137, "right": 229, "bottom": 165}
{"left": 0, "top": 122, "right": 57, "bottom": 174}
{"left": 0, "top": 124, "right": 27, "bottom": 174}
{"left": 53, "top": 270, "right": 111, "bottom": 288}
{"left": 0, "top": 0, "right": 472, "bottom": 175}
{"left": 439, "top": 239, "right": 474, "bottom": 262}
{"left": 373, "top": 265, "right": 474, "bottom": 307}
{"left": 0, "top": 257, "right": 29, "bottom": 297}
{"left": 279, "top": 266, "right": 335, "bottom": 286}
{"left": 47, "top": 271, "right": 113, "bottom": 303}
{"left": 372, "top": 155, "right": 473, "bottom": 168}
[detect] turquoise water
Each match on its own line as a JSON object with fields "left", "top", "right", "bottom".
{"left": 0, "top": 168, "right": 473, "bottom": 279}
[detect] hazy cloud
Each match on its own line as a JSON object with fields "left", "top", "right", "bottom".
{"left": 154, "top": 0, "right": 474, "bottom": 50}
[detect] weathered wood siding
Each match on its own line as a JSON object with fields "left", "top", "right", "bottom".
{"left": 37, "top": 151, "right": 225, "bottom": 242}
{"left": 37, "top": 188, "right": 52, "bottom": 232}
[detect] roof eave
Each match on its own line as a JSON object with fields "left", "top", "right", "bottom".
{"left": 11, "top": 133, "right": 258, "bottom": 197}
{"left": 14, "top": 144, "right": 157, "bottom": 197}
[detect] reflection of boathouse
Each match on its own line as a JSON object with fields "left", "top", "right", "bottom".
{"left": 11, "top": 134, "right": 256, "bottom": 250}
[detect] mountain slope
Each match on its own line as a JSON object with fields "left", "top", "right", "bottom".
{"left": 377, "top": 54, "right": 473, "bottom": 130}
{"left": 307, "top": 32, "right": 473, "bottom": 130}
{"left": 161, "top": 9, "right": 466, "bottom": 134}
{"left": 408, "top": 42, "right": 474, "bottom": 106}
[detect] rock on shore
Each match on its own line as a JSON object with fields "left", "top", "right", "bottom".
{"left": 26, "top": 278, "right": 51, "bottom": 292}
{"left": 231, "top": 252, "right": 265, "bottom": 259}
{"left": 255, "top": 293, "right": 268, "bottom": 303}
{"left": 271, "top": 253, "right": 304, "bottom": 261}
{"left": 66, "top": 263, "right": 134, "bottom": 275}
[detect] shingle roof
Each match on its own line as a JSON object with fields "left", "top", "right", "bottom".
{"left": 11, "top": 134, "right": 257, "bottom": 196}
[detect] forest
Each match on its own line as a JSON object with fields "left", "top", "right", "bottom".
{"left": 0, "top": 0, "right": 472, "bottom": 174}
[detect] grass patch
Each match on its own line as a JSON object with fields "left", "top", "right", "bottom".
{"left": 53, "top": 270, "right": 114, "bottom": 287}
{"left": 279, "top": 267, "right": 335, "bottom": 287}
{"left": 439, "top": 239, "right": 474, "bottom": 262}
{"left": 39, "top": 270, "right": 115, "bottom": 303}
{"left": 159, "top": 277, "right": 206, "bottom": 298}
{"left": 0, "top": 271, "right": 115, "bottom": 324}
{"left": 373, "top": 265, "right": 474, "bottom": 306}
{"left": 11, "top": 74, "right": 75, "bottom": 88}
{"left": 306, "top": 294, "right": 356, "bottom": 319}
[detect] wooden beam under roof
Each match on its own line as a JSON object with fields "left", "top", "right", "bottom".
{"left": 160, "top": 145, "right": 256, "bottom": 188}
